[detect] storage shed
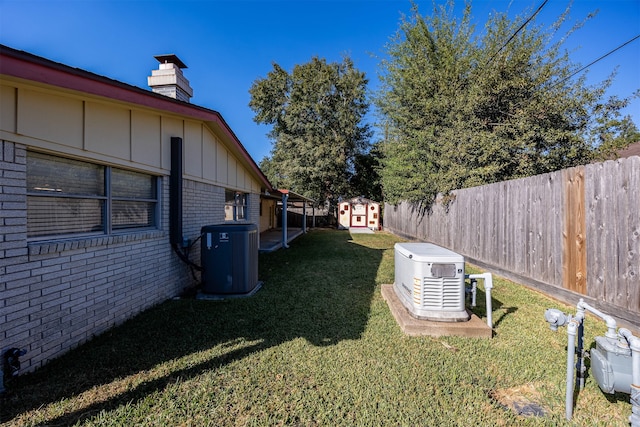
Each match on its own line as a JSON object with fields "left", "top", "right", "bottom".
{"left": 338, "top": 197, "right": 380, "bottom": 230}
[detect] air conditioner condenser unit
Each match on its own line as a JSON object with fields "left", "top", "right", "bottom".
{"left": 200, "top": 223, "right": 261, "bottom": 298}
{"left": 393, "top": 242, "right": 469, "bottom": 322}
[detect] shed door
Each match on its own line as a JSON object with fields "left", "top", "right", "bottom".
{"left": 350, "top": 203, "right": 368, "bottom": 227}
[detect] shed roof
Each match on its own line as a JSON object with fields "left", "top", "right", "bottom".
{"left": 341, "top": 196, "right": 380, "bottom": 205}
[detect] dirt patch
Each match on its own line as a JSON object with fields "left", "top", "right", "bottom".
{"left": 489, "top": 383, "right": 548, "bottom": 417}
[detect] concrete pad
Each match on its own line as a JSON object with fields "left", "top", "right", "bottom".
{"left": 349, "top": 227, "right": 374, "bottom": 234}
{"left": 196, "top": 282, "right": 263, "bottom": 301}
{"left": 381, "top": 284, "right": 493, "bottom": 338}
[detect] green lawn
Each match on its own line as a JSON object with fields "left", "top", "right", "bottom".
{"left": 1, "top": 230, "right": 631, "bottom": 426}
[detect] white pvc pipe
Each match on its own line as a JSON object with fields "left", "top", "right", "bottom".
{"left": 467, "top": 273, "right": 493, "bottom": 328}
{"left": 620, "top": 328, "right": 640, "bottom": 427}
{"left": 566, "top": 319, "right": 579, "bottom": 420}
{"left": 631, "top": 385, "right": 640, "bottom": 427}
{"left": 470, "top": 279, "right": 477, "bottom": 307}
{"left": 554, "top": 302, "right": 635, "bottom": 422}
{"left": 632, "top": 338, "right": 640, "bottom": 389}
{"left": 577, "top": 298, "right": 617, "bottom": 339}
{"left": 484, "top": 274, "right": 493, "bottom": 329}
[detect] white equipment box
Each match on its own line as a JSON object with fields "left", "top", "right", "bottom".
{"left": 393, "top": 243, "right": 469, "bottom": 322}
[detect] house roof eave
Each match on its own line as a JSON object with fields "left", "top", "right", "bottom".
{"left": 0, "top": 44, "right": 273, "bottom": 192}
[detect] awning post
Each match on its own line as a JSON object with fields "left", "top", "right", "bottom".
{"left": 302, "top": 202, "right": 307, "bottom": 233}
{"left": 282, "top": 192, "right": 289, "bottom": 248}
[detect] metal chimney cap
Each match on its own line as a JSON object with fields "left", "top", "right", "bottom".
{"left": 153, "top": 54, "right": 187, "bottom": 69}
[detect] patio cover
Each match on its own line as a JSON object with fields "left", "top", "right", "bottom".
{"left": 266, "top": 189, "right": 315, "bottom": 249}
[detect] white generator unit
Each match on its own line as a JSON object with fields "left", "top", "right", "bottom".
{"left": 394, "top": 242, "right": 469, "bottom": 322}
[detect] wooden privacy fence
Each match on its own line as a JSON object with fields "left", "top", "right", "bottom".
{"left": 384, "top": 156, "right": 640, "bottom": 327}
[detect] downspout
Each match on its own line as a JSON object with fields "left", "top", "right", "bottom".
{"left": 170, "top": 137, "right": 183, "bottom": 246}
{"left": 312, "top": 205, "right": 316, "bottom": 228}
{"left": 282, "top": 192, "right": 289, "bottom": 249}
{"left": 169, "top": 136, "right": 201, "bottom": 273}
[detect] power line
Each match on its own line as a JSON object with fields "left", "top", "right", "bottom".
{"left": 492, "top": 34, "right": 640, "bottom": 128}
{"left": 551, "top": 34, "right": 640, "bottom": 90}
{"left": 485, "top": 0, "right": 549, "bottom": 66}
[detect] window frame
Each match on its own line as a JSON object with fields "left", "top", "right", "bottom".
{"left": 224, "top": 189, "right": 248, "bottom": 222}
{"left": 26, "top": 151, "right": 161, "bottom": 240}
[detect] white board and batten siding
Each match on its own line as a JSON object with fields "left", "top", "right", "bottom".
{"left": 1, "top": 83, "right": 260, "bottom": 194}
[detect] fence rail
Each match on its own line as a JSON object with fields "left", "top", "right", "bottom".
{"left": 384, "top": 156, "right": 640, "bottom": 328}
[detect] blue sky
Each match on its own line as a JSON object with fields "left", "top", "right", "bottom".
{"left": 1, "top": 0, "right": 638, "bottom": 163}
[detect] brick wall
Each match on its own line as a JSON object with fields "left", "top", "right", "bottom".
{"left": 0, "top": 141, "right": 27, "bottom": 260}
{"left": 181, "top": 180, "right": 261, "bottom": 271}
{"left": 1, "top": 141, "right": 29, "bottom": 362}
{"left": 248, "top": 193, "right": 260, "bottom": 228}
{"left": 0, "top": 142, "right": 261, "bottom": 373}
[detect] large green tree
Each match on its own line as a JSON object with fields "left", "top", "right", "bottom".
{"left": 249, "top": 56, "right": 371, "bottom": 207}
{"left": 349, "top": 141, "right": 384, "bottom": 202}
{"left": 375, "top": 1, "right": 638, "bottom": 207}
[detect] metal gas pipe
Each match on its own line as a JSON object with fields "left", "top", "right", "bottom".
{"left": 545, "top": 298, "right": 640, "bottom": 425}
{"left": 620, "top": 328, "right": 640, "bottom": 426}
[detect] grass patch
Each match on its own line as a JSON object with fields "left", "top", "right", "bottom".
{"left": 1, "top": 230, "right": 631, "bottom": 426}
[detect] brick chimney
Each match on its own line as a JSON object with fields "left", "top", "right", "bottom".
{"left": 148, "top": 54, "right": 193, "bottom": 102}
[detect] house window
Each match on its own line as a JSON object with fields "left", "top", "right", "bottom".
{"left": 26, "top": 151, "right": 159, "bottom": 239}
{"left": 111, "top": 168, "right": 158, "bottom": 230}
{"left": 225, "top": 189, "right": 247, "bottom": 221}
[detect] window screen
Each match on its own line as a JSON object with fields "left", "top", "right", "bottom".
{"left": 27, "top": 196, "right": 104, "bottom": 237}
{"left": 112, "top": 168, "right": 157, "bottom": 229}
{"left": 27, "top": 151, "right": 158, "bottom": 238}
{"left": 225, "top": 189, "right": 248, "bottom": 221}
